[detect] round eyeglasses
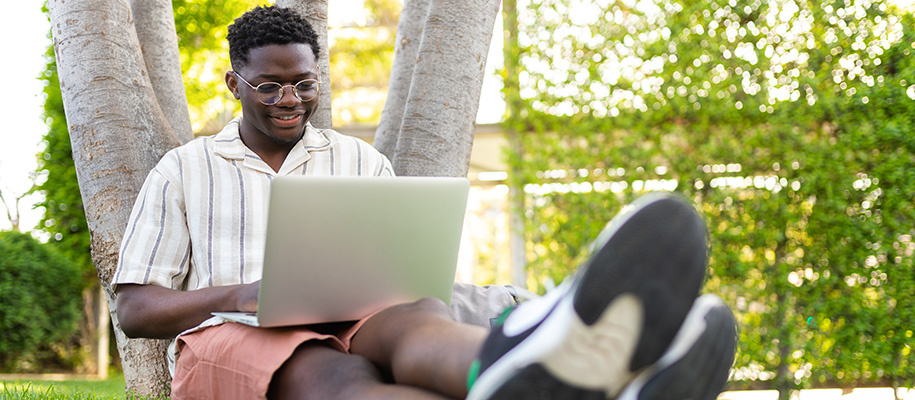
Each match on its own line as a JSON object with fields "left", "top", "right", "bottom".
{"left": 233, "top": 71, "right": 320, "bottom": 105}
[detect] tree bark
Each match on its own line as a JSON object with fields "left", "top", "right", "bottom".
{"left": 392, "top": 0, "right": 502, "bottom": 177}
{"left": 373, "top": 0, "right": 432, "bottom": 159}
{"left": 130, "top": 0, "right": 194, "bottom": 142}
{"left": 47, "top": 0, "right": 182, "bottom": 396}
{"left": 276, "top": 0, "right": 333, "bottom": 129}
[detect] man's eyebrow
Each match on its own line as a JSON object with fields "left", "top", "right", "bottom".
{"left": 256, "top": 72, "right": 318, "bottom": 80}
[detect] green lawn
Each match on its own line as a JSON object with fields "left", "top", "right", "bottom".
{"left": 0, "top": 375, "right": 126, "bottom": 400}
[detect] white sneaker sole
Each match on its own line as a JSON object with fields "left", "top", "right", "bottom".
{"left": 467, "top": 294, "right": 644, "bottom": 400}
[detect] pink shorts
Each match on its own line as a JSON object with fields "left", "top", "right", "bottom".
{"left": 171, "top": 318, "right": 371, "bottom": 400}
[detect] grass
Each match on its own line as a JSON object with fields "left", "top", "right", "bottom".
{"left": 0, "top": 375, "right": 126, "bottom": 400}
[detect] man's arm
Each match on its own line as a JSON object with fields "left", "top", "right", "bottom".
{"left": 116, "top": 282, "right": 258, "bottom": 339}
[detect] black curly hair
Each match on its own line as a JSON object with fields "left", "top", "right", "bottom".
{"left": 227, "top": 5, "right": 321, "bottom": 71}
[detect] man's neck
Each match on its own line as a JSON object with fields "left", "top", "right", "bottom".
{"left": 253, "top": 147, "right": 294, "bottom": 173}
{"left": 238, "top": 124, "right": 302, "bottom": 173}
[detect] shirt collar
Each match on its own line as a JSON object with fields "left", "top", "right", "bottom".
{"left": 213, "top": 117, "right": 332, "bottom": 174}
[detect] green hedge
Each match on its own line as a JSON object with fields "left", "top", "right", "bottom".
{"left": 0, "top": 231, "right": 83, "bottom": 371}
{"left": 504, "top": 0, "right": 915, "bottom": 397}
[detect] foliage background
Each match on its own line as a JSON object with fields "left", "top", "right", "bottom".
{"left": 503, "top": 0, "right": 914, "bottom": 398}
{"left": 24, "top": 1, "right": 915, "bottom": 398}
{"left": 0, "top": 231, "right": 83, "bottom": 372}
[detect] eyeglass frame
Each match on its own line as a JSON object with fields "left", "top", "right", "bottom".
{"left": 232, "top": 71, "right": 321, "bottom": 105}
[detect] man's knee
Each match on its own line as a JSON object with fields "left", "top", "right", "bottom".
{"left": 268, "top": 343, "right": 384, "bottom": 400}
{"left": 389, "top": 297, "right": 453, "bottom": 320}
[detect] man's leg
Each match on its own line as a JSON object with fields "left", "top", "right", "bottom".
{"left": 267, "top": 341, "right": 456, "bottom": 400}
{"left": 467, "top": 193, "right": 717, "bottom": 399}
{"left": 350, "top": 297, "right": 488, "bottom": 399}
{"left": 172, "top": 321, "right": 450, "bottom": 400}
{"left": 274, "top": 193, "right": 734, "bottom": 400}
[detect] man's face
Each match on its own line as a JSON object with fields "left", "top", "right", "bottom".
{"left": 227, "top": 43, "right": 319, "bottom": 149}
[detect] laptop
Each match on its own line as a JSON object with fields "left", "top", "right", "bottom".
{"left": 212, "top": 176, "right": 470, "bottom": 327}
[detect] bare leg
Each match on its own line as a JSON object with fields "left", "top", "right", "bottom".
{"left": 267, "top": 342, "right": 454, "bottom": 400}
{"left": 350, "top": 298, "right": 489, "bottom": 399}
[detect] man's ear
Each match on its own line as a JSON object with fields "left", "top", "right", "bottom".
{"left": 226, "top": 71, "right": 240, "bottom": 100}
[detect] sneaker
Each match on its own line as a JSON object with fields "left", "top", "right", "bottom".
{"left": 466, "top": 193, "right": 709, "bottom": 400}
{"left": 614, "top": 294, "right": 737, "bottom": 400}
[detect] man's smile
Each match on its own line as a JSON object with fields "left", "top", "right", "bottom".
{"left": 270, "top": 114, "right": 304, "bottom": 126}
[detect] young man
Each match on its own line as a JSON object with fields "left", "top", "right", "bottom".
{"left": 113, "top": 6, "right": 736, "bottom": 400}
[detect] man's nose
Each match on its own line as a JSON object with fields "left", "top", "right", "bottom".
{"left": 275, "top": 85, "right": 300, "bottom": 106}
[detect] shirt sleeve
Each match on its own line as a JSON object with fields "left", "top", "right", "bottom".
{"left": 358, "top": 137, "right": 394, "bottom": 177}
{"left": 112, "top": 155, "right": 191, "bottom": 291}
{"left": 376, "top": 152, "right": 395, "bottom": 177}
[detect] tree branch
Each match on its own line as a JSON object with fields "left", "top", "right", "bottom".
{"left": 276, "top": 0, "right": 333, "bottom": 129}
{"left": 130, "top": 0, "right": 194, "bottom": 142}
{"left": 393, "top": 0, "right": 502, "bottom": 177}
{"left": 0, "top": 189, "right": 16, "bottom": 232}
{"left": 373, "top": 0, "right": 432, "bottom": 161}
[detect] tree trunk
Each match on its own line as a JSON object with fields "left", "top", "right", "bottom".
{"left": 47, "top": 0, "right": 185, "bottom": 396}
{"left": 775, "top": 298, "right": 792, "bottom": 400}
{"left": 892, "top": 350, "right": 902, "bottom": 400}
{"left": 276, "top": 0, "right": 333, "bottom": 129}
{"left": 77, "top": 283, "right": 109, "bottom": 378}
{"left": 772, "top": 241, "right": 793, "bottom": 400}
{"left": 130, "top": 0, "right": 194, "bottom": 142}
{"left": 96, "top": 284, "right": 111, "bottom": 379}
{"left": 373, "top": 0, "right": 432, "bottom": 159}
{"left": 382, "top": 0, "right": 502, "bottom": 177}
{"left": 49, "top": 0, "right": 501, "bottom": 395}
{"left": 501, "top": 0, "right": 527, "bottom": 287}
{"left": 0, "top": 191, "right": 20, "bottom": 232}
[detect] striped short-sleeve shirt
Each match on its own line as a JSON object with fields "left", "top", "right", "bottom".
{"left": 113, "top": 117, "right": 395, "bottom": 293}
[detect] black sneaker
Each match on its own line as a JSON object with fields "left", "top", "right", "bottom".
{"left": 614, "top": 294, "right": 737, "bottom": 400}
{"left": 466, "top": 193, "right": 709, "bottom": 400}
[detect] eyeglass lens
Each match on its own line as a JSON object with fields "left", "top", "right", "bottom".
{"left": 255, "top": 80, "right": 319, "bottom": 105}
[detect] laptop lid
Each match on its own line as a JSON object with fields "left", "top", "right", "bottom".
{"left": 231, "top": 176, "right": 469, "bottom": 328}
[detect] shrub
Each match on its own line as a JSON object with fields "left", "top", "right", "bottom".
{"left": 0, "top": 231, "right": 83, "bottom": 371}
